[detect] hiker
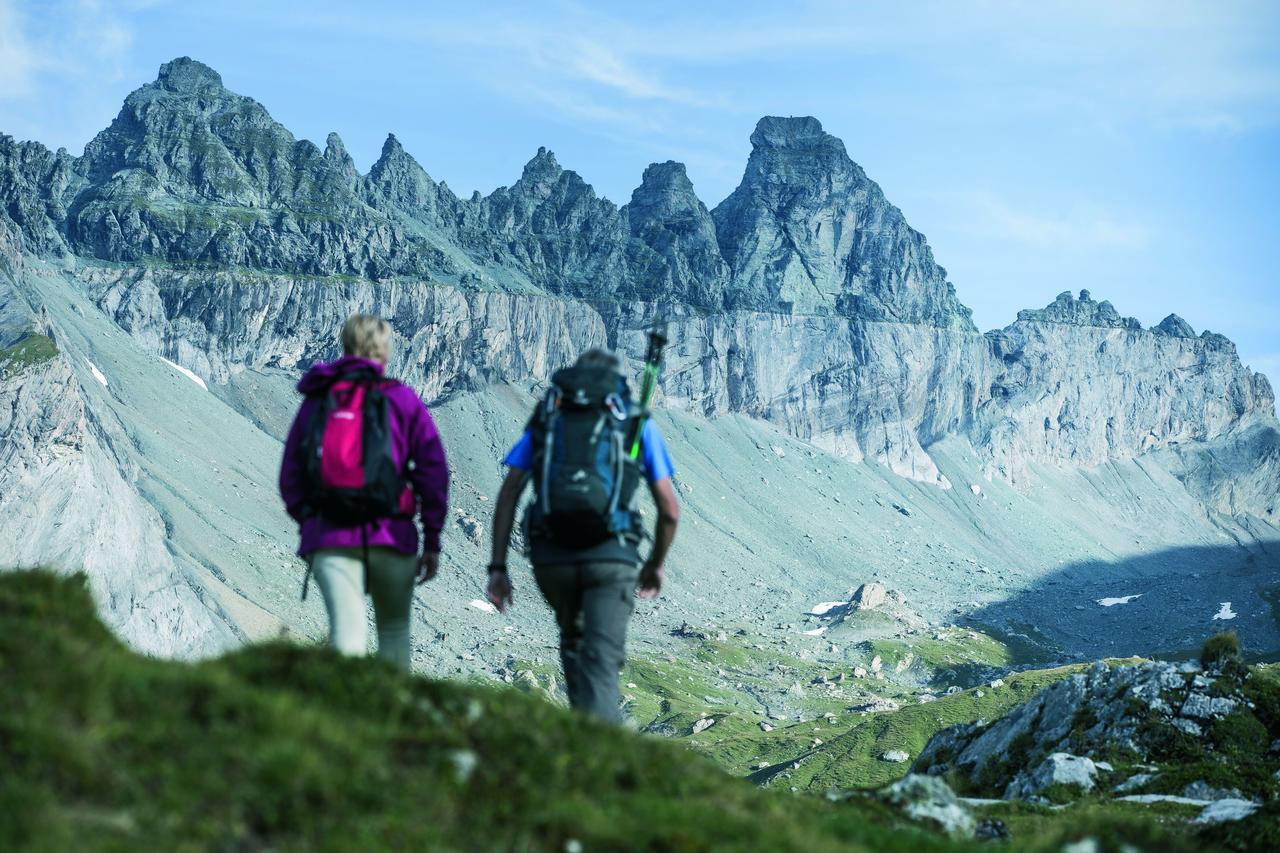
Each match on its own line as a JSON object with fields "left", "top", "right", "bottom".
{"left": 278, "top": 313, "right": 448, "bottom": 670}
{"left": 486, "top": 347, "right": 680, "bottom": 723}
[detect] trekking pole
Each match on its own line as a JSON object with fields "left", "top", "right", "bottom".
{"left": 628, "top": 317, "right": 669, "bottom": 460}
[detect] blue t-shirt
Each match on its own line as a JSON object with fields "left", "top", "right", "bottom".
{"left": 503, "top": 419, "right": 675, "bottom": 482}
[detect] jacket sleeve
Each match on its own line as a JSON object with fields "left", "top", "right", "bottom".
{"left": 408, "top": 398, "right": 449, "bottom": 553}
{"left": 279, "top": 398, "right": 314, "bottom": 523}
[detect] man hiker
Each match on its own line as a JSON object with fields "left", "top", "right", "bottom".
{"left": 279, "top": 313, "right": 449, "bottom": 671}
{"left": 486, "top": 346, "right": 680, "bottom": 724}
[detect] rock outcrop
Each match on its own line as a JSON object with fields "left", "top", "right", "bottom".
{"left": 915, "top": 655, "right": 1279, "bottom": 805}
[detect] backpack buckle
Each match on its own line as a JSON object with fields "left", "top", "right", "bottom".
{"left": 543, "top": 385, "right": 562, "bottom": 415}
{"left": 605, "top": 393, "right": 627, "bottom": 421}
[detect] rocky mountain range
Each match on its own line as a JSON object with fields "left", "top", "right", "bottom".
{"left": 1, "top": 57, "right": 1277, "bottom": 667}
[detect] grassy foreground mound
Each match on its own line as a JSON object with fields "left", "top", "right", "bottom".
{"left": 0, "top": 570, "right": 1242, "bottom": 852}
{"left": 2, "top": 570, "right": 968, "bottom": 852}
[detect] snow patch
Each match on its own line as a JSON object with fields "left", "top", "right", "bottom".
{"left": 808, "top": 601, "right": 846, "bottom": 616}
{"left": 160, "top": 357, "right": 208, "bottom": 390}
{"left": 468, "top": 599, "right": 497, "bottom": 614}
{"left": 802, "top": 626, "right": 828, "bottom": 636}
{"left": 1097, "top": 594, "right": 1142, "bottom": 607}
{"left": 84, "top": 358, "right": 108, "bottom": 387}
{"left": 1212, "top": 602, "right": 1237, "bottom": 621}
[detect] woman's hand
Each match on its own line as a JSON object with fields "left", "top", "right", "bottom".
{"left": 416, "top": 551, "right": 439, "bottom": 584}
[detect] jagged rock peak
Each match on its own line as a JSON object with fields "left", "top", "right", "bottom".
{"left": 324, "top": 133, "right": 356, "bottom": 172}
{"left": 155, "top": 57, "right": 224, "bottom": 93}
{"left": 1152, "top": 313, "right": 1196, "bottom": 338}
{"left": 1016, "top": 290, "right": 1141, "bottom": 330}
{"left": 380, "top": 132, "right": 405, "bottom": 158}
{"left": 519, "top": 146, "right": 562, "bottom": 189}
{"left": 712, "top": 115, "right": 972, "bottom": 327}
{"left": 370, "top": 132, "right": 428, "bottom": 180}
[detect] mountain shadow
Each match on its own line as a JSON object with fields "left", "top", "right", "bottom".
{"left": 962, "top": 539, "right": 1280, "bottom": 664}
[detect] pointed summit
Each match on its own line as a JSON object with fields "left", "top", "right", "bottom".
{"left": 366, "top": 133, "right": 446, "bottom": 216}
{"left": 713, "top": 116, "right": 972, "bottom": 327}
{"left": 380, "top": 133, "right": 406, "bottom": 159}
{"left": 155, "top": 57, "right": 224, "bottom": 93}
{"left": 626, "top": 161, "right": 728, "bottom": 306}
{"left": 370, "top": 133, "right": 432, "bottom": 182}
{"left": 518, "top": 147, "right": 562, "bottom": 195}
{"left": 1152, "top": 313, "right": 1196, "bottom": 338}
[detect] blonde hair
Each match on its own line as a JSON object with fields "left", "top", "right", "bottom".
{"left": 341, "top": 314, "right": 392, "bottom": 363}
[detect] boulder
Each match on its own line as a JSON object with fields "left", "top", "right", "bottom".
{"left": 1194, "top": 799, "right": 1260, "bottom": 824}
{"left": 877, "top": 774, "right": 974, "bottom": 837}
{"left": 1005, "top": 753, "right": 1097, "bottom": 800}
{"left": 851, "top": 582, "right": 887, "bottom": 611}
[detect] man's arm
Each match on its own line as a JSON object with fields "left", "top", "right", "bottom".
{"left": 486, "top": 468, "right": 527, "bottom": 612}
{"left": 638, "top": 477, "right": 680, "bottom": 599}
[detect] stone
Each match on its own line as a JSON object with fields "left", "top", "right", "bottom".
{"left": 453, "top": 509, "right": 484, "bottom": 546}
{"left": 1194, "top": 799, "right": 1260, "bottom": 824}
{"left": 974, "top": 819, "right": 1009, "bottom": 841}
{"left": 882, "top": 750, "right": 910, "bottom": 763}
{"left": 1113, "top": 773, "right": 1156, "bottom": 794}
{"left": 1180, "top": 693, "right": 1237, "bottom": 720}
{"left": 691, "top": 717, "right": 716, "bottom": 734}
{"left": 1183, "top": 781, "right": 1246, "bottom": 802}
{"left": 1005, "top": 753, "right": 1097, "bottom": 801}
{"left": 851, "top": 582, "right": 887, "bottom": 611}
{"left": 877, "top": 774, "right": 974, "bottom": 837}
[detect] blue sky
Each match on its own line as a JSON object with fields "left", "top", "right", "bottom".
{"left": 2, "top": 0, "right": 1277, "bottom": 383}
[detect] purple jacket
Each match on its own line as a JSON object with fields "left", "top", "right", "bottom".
{"left": 278, "top": 356, "right": 449, "bottom": 556}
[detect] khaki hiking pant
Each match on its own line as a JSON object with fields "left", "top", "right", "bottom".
{"left": 533, "top": 561, "right": 640, "bottom": 724}
{"left": 311, "top": 547, "right": 417, "bottom": 671}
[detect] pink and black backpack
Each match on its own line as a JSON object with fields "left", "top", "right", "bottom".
{"left": 301, "top": 367, "right": 414, "bottom": 525}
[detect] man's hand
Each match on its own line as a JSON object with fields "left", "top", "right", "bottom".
{"left": 637, "top": 560, "right": 664, "bottom": 599}
{"left": 487, "top": 568, "right": 514, "bottom": 613}
{"left": 416, "top": 551, "right": 439, "bottom": 585}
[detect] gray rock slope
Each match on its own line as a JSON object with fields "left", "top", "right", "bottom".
{"left": 0, "top": 58, "right": 1276, "bottom": 659}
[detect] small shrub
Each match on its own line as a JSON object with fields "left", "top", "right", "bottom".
{"left": 1199, "top": 632, "right": 1246, "bottom": 680}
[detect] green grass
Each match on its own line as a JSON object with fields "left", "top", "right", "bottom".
{"left": 860, "top": 628, "right": 1014, "bottom": 687}
{"left": 2, "top": 569, "right": 1256, "bottom": 851}
{"left": 2, "top": 569, "right": 987, "bottom": 852}
{"left": 974, "top": 800, "right": 1208, "bottom": 852}
{"left": 0, "top": 332, "right": 58, "bottom": 374}
{"left": 787, "top": 665, "right": 1084, "bottom": 791}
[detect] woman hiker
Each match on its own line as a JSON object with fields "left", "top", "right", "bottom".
{"left": 278, "top": 313, "right": 449, "bottom": 670}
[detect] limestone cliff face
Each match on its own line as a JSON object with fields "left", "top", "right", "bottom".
{"left": 976, "top": 290, "right": 1275, "bottom": 483}
{"left": 0, "top": 57, "right": 1275, "bottom": 519}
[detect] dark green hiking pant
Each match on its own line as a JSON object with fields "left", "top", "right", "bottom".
{"left": 532, "top": 561, "right": 639, "bottom": 724}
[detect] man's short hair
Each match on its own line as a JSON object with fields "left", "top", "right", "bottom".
{"left": 341, "top": 313, "right": 392, "bottom": 362}
{"left": 575, "top": 347, "right": 621, "bottom": 372}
